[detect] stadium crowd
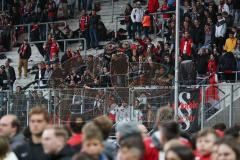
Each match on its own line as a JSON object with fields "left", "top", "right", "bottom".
{"left": 0, "top": 106, "right": 239, "bottom": 160}
{"left": 0, "top": 0, "right": 240, "bottom": 160}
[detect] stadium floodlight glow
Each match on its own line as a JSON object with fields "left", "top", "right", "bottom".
{"left": 174, "top": 0, "right": 180, "bottom": 121}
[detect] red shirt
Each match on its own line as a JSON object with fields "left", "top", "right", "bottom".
{"left": 50, "top": 42, "right": 59, "bottom": 59}
{"left": 80, "top": 15, "right": 90, "bottom": 31}
{"left": 161, "top": 4, "right": 170, "bottom": 20}
{"left": 180, "top": 37, "right": 193, "bottom": 57}
{"left": 143, "top": 137, "right": 159, "bottom": 160}
{"left": 67, "top": 134, "right": 82, "bottom": 146}
{"left": 148, "top": 0, "right": 159, "bottom": 13}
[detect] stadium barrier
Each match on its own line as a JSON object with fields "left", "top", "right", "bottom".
{"left": 1, "top": 83, "right": 240, "bottom": 132}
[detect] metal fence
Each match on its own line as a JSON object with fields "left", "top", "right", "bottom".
{"left": 1, "top": 83, "right": 240, "bottom": 132}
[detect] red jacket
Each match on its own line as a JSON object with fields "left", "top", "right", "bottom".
{"left": 207, "top": 59, "right": 217, "bottom": 73}
{"left": 79, "top": 15, "right": 90, "bottom": 31}
{"left": 67, "top": 134, "right": 82, "bottom": 146}
{"left": 161, "top": 4, "right": 170, "bottom": 19}
{"left": 50, "top": 42, "right": 59, "bottom": 60}
{"left": 148, "top": 0, "right": 159, "bottom": 13}
{"left": 180, "top": 38, "right": 193, "bottom": 57}
{"left": 143, "top": 137, "right": 159, "bottom": 160}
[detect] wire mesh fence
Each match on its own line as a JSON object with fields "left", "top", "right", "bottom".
{"left": 1, "top": 83, "right": 240, "bottom": 132}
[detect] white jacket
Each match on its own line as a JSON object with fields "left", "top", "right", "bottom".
{"left": 4, "top": 152, "right": 18, "bottom": 160}
{"left": 215, "top": 19, "right": 226, "bottom": 38}
{"left": 131, "top": 8, "right": 144, "bottom": 23}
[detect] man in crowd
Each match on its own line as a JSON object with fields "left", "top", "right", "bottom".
{"left": 131, "top": 1, "right": 144, "bottom": 41}
{"left": 42, "top": 126, "right": 74, "bottom": 160}
{"left": 35, "top": 62, "right": 46, "bottom": 89}
{"left": 18, "top": 39, "right": 31, "bottom": 79}
{"left": 0, "top": 115, "right": 24, "bottom": 150}
{"left": 79, "top": 10, "right": 90, "bottom": 49}
{"left": 14, "top": 107, "right": 49, "bottom": 160}
{"left": 4, "top": 59, "right": 16, "bottom": 90}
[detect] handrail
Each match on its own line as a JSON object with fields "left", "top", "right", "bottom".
{"left": 205, "top": 85, "right": 240, "bottom": 119}
{"left": 28, "top": 38, "right": 87, "bottom": 59}
{"left": 15, "top": 21, "right": 67, "bottom": 42}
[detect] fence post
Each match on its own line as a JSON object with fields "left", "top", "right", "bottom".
{"left": 201, "top": 86, "right": 205, "bottom": 130}
{"left": 26, "top": 91, "right": 30, "bottom": 126}
{"left": 115, "top": 17, "right": 118, "bottom": 38}
{"left": 103, "top": 88, "right": 107, "bottom": 115}
{"left": 6, "top": 91, "right": 10, "bottom": 114}
{"left": 48, "top": 89, "right": 51, "bottom": 114}
{"left": 81, "top": 89, "right": 84, "bottom": 114}
{"left": 229, "top": 84, "right": 234, "bottom": 127}
{"left": 235, "top": 71, "right": 238, "bottom": 82}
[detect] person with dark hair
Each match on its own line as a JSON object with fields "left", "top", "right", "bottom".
{"left": 142, "top": 10, "right": 151, "bottom": 38}
{"left": 217, "top": 137, "right": 240, "bottom": 160}
{"left": 72, "top": 152, "right": 95, "bottom": 160}
{"left": 124, "top": 3, "right": 133, "bottom": 39}
{"left": 67, "top": 115, "right": 85, "bottom": 148}
{"left": 4, "top": 59, "right": 16, "bottom": 90}
{"left": 117, "top": 133, "right": 145, "bottom": 160}
{"left": 212, "top": 123, "right": 227, "bottom": 131}
{"left": 0, "top": 115, "right": 24, "bottom": 150}
{"left": 165, "top": 146, "right": 195, "bottom": 160}
{"left": 89, "top": 10, "right": 99, "bottom": 49}
{"left": 18, "top": 39, "right": 31, "bottom": 79}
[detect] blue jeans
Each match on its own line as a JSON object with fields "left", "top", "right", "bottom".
{"left": 132, "top": 22, "right": 142, "bottom": 40}
{"left": 89, "top": 28, "right": 98, "bottom": 48}
{"left": 87, "top": 0, "right": 92, "bottom": 11}
{"left": 69, "top": 1, "right": 76, "bottom": 17}
{"left": 233, "top": 9, "right": 240, "bottom": 23}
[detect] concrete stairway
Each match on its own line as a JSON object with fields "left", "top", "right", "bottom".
{"left": 204, "top": 84, "right": 240, "bottom": 128}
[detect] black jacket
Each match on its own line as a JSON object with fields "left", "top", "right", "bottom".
{"left": 48, "top": 145, "right": 75, "bottom": 160}
{"left": 18, "top": 44, "right": 32, "bottom": 59}
{"left": 35, "top": 69, "right": 46, "bottom": 84}
{"left": 14, "top": 140, "right": 48, "bottom": 160}
{"left": 0, "top": 71, "right": 8, "bottom": 90}
{"left": 5, "top": 66, "right": 16, "bottom": 85}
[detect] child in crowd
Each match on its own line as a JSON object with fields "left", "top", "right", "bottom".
{"left": 81, "top": 122, "right": 108, "bottom": 160}
{"left": 194, "top": 128, "right": 218, "bottom": 160}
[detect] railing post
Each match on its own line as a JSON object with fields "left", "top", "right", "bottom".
{"left": 64, "top": 41, "right": 67, "bottom": 52}
{"left": 112, "top": 0, "right": 114, "bottom": 23}
{"left": 201, "top": 86, "right": 205, "bottom": 130}
{"left": 46, "top": 24, "right": 49, "bottom": 41}
{"left": 83, "top": 38, "right": 87, "bottom": 59}
{"left": 154, "top": 13, "right": 157, "bottom": 39}
{"left": 229, "top": 84, "right": 234, "bottom": 127}
{"left": 235, "top": 71, "right": 238, "bottom": 83}
{"left": 27, "top": 24, "right": 31, "bottom": 42}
